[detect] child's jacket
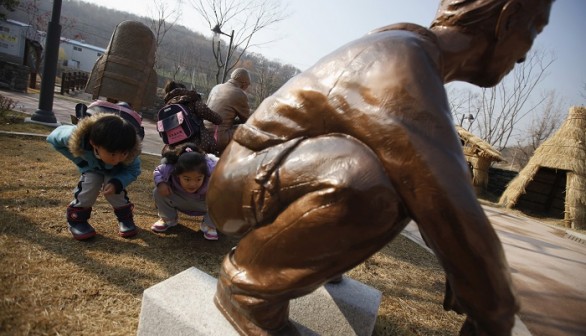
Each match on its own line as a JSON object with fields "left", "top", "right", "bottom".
{"left": 153, "top": 155, "right": 217, "bottom": 199}
{"left": 47, "top": 113, "right": 142, "bottom": 192}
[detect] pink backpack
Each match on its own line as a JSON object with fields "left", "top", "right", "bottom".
{"left": 156, "top": 104, "right": 200, "bottom": 145}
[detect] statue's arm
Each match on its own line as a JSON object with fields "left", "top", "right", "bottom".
{"left": 372, "top": 73, "right": 519, "bottom": 334}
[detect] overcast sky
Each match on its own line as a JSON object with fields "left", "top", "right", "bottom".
{"left": 88, "top": 0, "right": 585, "bottom": 109}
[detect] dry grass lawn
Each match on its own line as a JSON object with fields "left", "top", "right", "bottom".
{"left": 0, "top": 111, "right": 465, "bottom": 335}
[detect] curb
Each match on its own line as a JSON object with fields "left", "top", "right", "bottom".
{"left": 0, "top": 130, "right": 161, "bottom": 157}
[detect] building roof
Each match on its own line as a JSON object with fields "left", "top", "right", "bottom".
{"left": 499, "top": 106, "right": 585, "bottom": 228}
{"left": 5, "top": 19, "right": 32, "bottom": 28}
{"left": 456, "top": 125, "right": 503, "bottom": 162}
{"left": 60, "top": 37, "right": 106, "bottom": 53}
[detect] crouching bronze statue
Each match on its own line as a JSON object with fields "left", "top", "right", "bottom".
{"left": 206, "top": 0, "right": 554, "bottom": 335}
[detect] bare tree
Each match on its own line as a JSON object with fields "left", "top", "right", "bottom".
{"left": 168, "top": 40, "right": 211, "bottom": 90}
{"left": 446, "top": 85, "right": 469, "bottom": 117}
{"left": 446, "top": 85, "right": 480, "bottom": 130}
{"left": 252, "top": 54, "right": 300, "bottom": 107}
{"left": 0, "top": 0, "right": 19, "bottom": 20}
{"left": 147, "top": 0, "right": 183, "bottom": 68}
{"left": 253, "top": 56, "right": 276, "bottom": 104}
{"left": 471, "top": 49, "right": 556, "bottom": 151}
{"left": 189, "top": 0, "right": 289, "bottom": 84}
{"left": 514, "top": 90, "right": 565, "bottom": 167}
{"left": 168, "top": 46, "right": 191, "bottom": 82}
{"left": 20, "top": 0, "right": 76, "bottom": 40}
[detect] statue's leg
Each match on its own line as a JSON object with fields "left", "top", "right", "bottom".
{"left": 213, "top": 134, "right": 410, "bottom": 334}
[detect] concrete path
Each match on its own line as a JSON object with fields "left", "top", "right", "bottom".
{"left": 1, "top": 88, "right": 164, "bottom": 156}
{"left": 403, "top": 207, "right": 586, "bottom": 336}
{"left": 2, "top": 88, "right": 585, "bottom": 335}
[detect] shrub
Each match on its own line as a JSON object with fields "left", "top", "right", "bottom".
{"left": 0, "top": 94, "right": 17, "bottom": 112}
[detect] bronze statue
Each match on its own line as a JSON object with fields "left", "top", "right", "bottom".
{"left": 206, "top": 0, "right": 554, "bottom": 334}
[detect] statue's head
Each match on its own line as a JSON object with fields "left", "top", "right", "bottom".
{"left": 231, "top": 68, "right": 252, "bottom": 90}
{"left": 431, "top": 0, "right": 553, "bottom": 87}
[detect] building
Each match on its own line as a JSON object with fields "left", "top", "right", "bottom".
{"left": 0, "top": 19, "right": 40, "bottom": 91}
{"left": 57, "top": 37, "right": 105, "bottom": 73}
{"left": 499, "top": 106, "right": 585, "bottom": 229}
{"left": 0, "top": 19, "right": 34, "bottom": 64}
{"left": 1, "top": 19, "right": 105, "bottom": 91}
{"left": 1, "top": 19, "right": 105, "bottom": 73}
{"left": 456, "top": 125, "right": 504, "bottom": 194}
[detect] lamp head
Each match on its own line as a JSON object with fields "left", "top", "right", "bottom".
{"left": 212, "top": 24, "right": 223, "bottom": 35}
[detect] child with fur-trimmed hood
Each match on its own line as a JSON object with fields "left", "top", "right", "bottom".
{"left": 47, "top": 113, "right": 142, "bottom": 240}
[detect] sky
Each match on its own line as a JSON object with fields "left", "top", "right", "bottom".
{"left": 88, "top": 0, "right": 586, "bottom": 109}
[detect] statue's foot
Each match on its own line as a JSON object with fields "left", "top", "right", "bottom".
{"left": 214, "top": 272, "right": 294, "bottom": 335}
{"left": 214, "top": 250, "right": 293, "bottom": 335}
{"left": 214, "top": 289, "right": 296, "bottom": 335}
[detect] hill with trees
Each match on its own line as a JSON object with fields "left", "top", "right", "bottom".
{"left": 3, "top": 0, "right": 300, "bottom": 108}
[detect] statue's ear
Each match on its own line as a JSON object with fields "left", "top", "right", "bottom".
{"left": 495, "top": 0, "right": 523, "bottom": 41}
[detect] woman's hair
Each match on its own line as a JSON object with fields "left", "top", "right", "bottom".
{"left": 431, "top": 0, "right": 553, "bottom": 35}
{"left": 164, "top": 80, "right": 186, "bottom": 94}
{"left": 162, "top": 143, "right": 209, "bottom": 176}
{"left": 431, "top": 0, "right": 509, "bottom": 34}
{"left": 89, "top": 114, "right": 137, "bottom": 152}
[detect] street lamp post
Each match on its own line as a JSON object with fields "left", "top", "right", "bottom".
{"left": 27, "top": 0, "right": 62, "bottom": 126}
{"left": 212, "top": 24, "right": 234, "bottom": 83}
{"left": 460, "top": 113, "right": 475, "bottom": 127}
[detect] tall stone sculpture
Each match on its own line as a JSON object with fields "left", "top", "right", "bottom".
{"left": 206, "top": 0, "right": 554, "bottom": 335}
{"left": 85, "top": 21, "right": 157, "bottom": 110}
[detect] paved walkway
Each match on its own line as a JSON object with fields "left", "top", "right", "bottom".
{"left": 2, "top": 88, "right": 585, "bottom": 336}
{"left": 404, "top": 209, "right": 585, "bottom": 336}
{"left": 1, "top": 88, "right": 164, "bottom": 156}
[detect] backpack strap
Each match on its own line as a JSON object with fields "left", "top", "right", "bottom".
{"left": 88, "top": 100, "right": 142, "bottom": 126}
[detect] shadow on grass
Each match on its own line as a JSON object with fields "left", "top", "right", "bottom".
{"left": 0, "top": 202, "right": 238, "bottom": 297}
{"left": 0, "top": 134, "right": 465, "bottom": 335}
{"left": 374, "top": 313, "right": 459, "bottom": 336}
{"left": 354, "top": 244, "right": 446, "bottom": 306}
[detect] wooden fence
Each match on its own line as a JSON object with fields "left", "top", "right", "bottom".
{"left": 60, "top": 71, "right": 89, "bottom": 95}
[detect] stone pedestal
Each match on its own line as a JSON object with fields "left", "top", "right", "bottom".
{"left": 137, "top": 267, "right": 382, "bottom": 336}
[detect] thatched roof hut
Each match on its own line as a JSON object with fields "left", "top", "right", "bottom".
{"left": 499, "top": 106, "right": 585, "bottom": 229}
{"left": 456, "top": 126, "right": 503, "bottom": 194}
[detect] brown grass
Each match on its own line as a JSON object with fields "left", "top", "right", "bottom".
{"left": 0, "top": 112, "right": 464, "bottom": 335}
{"left": 0, "top": 109, "right": 55, "bottom": 134}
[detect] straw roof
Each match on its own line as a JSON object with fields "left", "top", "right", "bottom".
{"left": 499, "top": 106, "right": 585, "bottom": 229}
{"left": 456, "top": 126, "right": 503, "bottom": 161}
